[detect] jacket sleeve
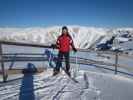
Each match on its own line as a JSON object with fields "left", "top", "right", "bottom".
{"left": 56, "top": 36, "right": 60, "bottom": 48}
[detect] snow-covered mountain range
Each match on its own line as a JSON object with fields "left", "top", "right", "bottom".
{"left": 0, "top": 26, "right": 133, "bottom": 49}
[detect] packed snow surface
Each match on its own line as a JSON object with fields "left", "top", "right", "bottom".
{"left": 0, "top": 69, "right": 133, "bottom": 100}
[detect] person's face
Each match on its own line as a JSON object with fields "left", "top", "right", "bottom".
{"left": 62, "top": 29, "right": 68, "bottom": 35}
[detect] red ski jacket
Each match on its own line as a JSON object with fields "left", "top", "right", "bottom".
{"left": 56, "top": 34, "right": 74, "bottom": 52}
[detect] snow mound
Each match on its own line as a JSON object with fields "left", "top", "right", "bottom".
{"left": 0, "top": 69, "right": 133, "bottom": 100}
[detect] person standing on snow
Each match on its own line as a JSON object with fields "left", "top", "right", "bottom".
{"left": 52, "top": 26, "right": 77, "bottom": 76}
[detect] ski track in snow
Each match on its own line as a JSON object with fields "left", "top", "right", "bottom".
{"left": 0, "top": 69, "right": 133, "bottom": 100}
{"left": 0, "top": 70, "right": 101, "bottom": 100}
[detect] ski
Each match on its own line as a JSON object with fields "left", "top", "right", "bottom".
{"left": 61, "top": 67, "right": 79, "bottom": 83}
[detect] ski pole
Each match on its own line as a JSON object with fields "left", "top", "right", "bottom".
{"left": 75, "top": 52, "right": 79, "bottom": 76}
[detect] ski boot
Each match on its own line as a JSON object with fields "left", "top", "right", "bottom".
{"left": 53, "top": 69, "right": 60, "bottom": 76}
{"left": 66, "top": 71, "right": 71, "bottom": 77}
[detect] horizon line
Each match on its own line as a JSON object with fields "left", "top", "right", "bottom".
{"left": 0, "top": 25, "right": 133, "bottom": 29}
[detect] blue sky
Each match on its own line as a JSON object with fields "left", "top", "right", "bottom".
{"left": 0, "top": 0, "right": 133, "bottom": 27}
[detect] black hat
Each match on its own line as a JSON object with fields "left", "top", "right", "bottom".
{"left": 62, "top": 26, "right": 68, "bottom": 30}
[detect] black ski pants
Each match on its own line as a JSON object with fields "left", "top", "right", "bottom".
{"left": 55, "top": 51, "right": 70, "bottom": 72}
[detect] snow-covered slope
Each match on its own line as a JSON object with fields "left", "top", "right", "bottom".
{"left": 0, "top": 69, "right": 133, "bottom": 100}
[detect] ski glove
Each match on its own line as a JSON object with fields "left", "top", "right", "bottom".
{"left": 51, "top": 44, "right": 57, "bottom": 49}
{"left": 73, "top": 48, "right": 77, "bottom": 53}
